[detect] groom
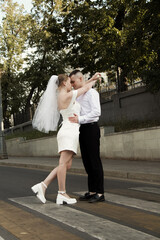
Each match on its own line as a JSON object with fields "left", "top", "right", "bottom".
{"left": 69, "top": 70, "right": 105, "bottom": 203}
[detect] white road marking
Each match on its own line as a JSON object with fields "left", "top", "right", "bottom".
{"left": 9, "top": 196, "right": 159, "bottom": 240}
{"left": 129, "top": 187, "right": 160, "bottom": 195}
{"left": 0, "top": 237, "right": 5, "bottom": 240}
{"left": 77, "top": 191, "right": 160, "bottom": 214}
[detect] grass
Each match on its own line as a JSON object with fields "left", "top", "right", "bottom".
{"left": 5, "top": 119, "right": 160, "bottom": 140}
{"left": 5, "top": 129, "right": 57, "bottom": 141}
{"left": 104, "top": 119, "right": 160, "bottom": 132}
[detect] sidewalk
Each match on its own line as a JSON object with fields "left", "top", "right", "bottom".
{"left": 0, "top": 156, "right": 160, "bottom": 184}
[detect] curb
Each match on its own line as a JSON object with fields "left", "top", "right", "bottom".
{"left": 103, "top": 170, "right": 160, "bottom": 183}
{"left": 0, "top": 162, "right": 160, "bottom": 184}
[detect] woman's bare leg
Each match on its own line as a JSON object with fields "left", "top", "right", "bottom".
{"left": 57, "top": 150, "right": 73, "bottom": 197}
{"left": 42, "top": 154, "right": 73, "bottom": 195}
{"left": 44, "top": 166, "right": 58, "bottom": 187}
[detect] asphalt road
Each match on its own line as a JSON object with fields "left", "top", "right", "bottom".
{"left": 0, "top": 166, "right": 160, "bottom": 240}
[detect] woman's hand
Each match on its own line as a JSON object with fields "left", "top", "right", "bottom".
{"left": 90, "top": 72, "right": 101, "bottom": 82}
{"left": 85, "top": 73, "right": 102, "bottom": 85}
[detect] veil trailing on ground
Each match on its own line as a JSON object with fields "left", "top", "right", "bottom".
{"left": 32, "top": 75, "right": 60, "bottom": 133}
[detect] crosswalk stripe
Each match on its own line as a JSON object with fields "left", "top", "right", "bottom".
{"left": 0, "top": 237, "right": 5, "bottom": 240}
{"left": 76, "top": 191, "right": 160, "bottom": 214}
{"left": 105, "top": 192, "right": 160, "bottom": 214}
{"left": 107, "top": 188, "right": 160, "bottom": 204}
{"left": 129, "top": 187, "right": 160, "bottom": 195}
{"left": 69, "top": 193, "right": 160, "bottom": 236}
{"left": 9, "top": 196, "right": 160, "bottom": 240}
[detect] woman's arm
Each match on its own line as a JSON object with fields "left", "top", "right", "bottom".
{"left": 76, "top": 73, "right": 101, "bottom": 97}
{"left": 77, "top": 81, "right": 96, "bottom": 97}
{"left": 59, "top": 72, "right": 101, "bottom": 108}
{"left": 85, "top": 72, "right": 101, "bottom": 85}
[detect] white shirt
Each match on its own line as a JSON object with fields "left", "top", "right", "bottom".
{"left": 77, "top": 88, "right": 101, "bottom": 124}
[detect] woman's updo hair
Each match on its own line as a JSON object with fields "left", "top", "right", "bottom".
{"left": 57, "top": 74, "right": 68, "bottom": 87}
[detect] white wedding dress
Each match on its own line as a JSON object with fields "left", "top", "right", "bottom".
{"left": 57, "top": 90, "right": 80, "bottom": 154}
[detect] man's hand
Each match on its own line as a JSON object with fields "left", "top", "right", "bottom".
{"left": 68, "top": 114, "right": 79, "bottom": 123}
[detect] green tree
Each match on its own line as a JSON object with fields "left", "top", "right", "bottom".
{"left": 22, "top": 0, "right": 68, "bottom": 109}
{"left": 130, "top": 0, "right": 160, "bottom": 92}
{"left": 0, "top": 0, "right": 31, "bottom": 127}
{"left": 61, "top": 0, "right": 130, "bottom": 89}
{"left": 60, "top": 0, "right": 160, "bottom": 92}
{"left": 1, "top": 0, "right": 160, "bottom": 129}
{"left": 62, "top": 0, "right": 118, "bottom": 74}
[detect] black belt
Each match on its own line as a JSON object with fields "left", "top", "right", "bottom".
{"left": 80, "top": 122, "right": 97, "bottom": 127}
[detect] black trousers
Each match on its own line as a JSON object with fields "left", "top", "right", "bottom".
{"left": 79, "top": 122, "right": 104, "bottom": 194}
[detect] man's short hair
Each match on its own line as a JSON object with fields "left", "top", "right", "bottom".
{"left": 69, "top": 70, "right": 82, "bottom": 77}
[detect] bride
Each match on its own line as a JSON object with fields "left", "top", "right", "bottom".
{"left": 31, "top": 73, "right": 100, "bottom": 205}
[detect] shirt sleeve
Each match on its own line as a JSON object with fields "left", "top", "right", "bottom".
{"left": 79, "top": 89, "right": 101, "bottom": 124}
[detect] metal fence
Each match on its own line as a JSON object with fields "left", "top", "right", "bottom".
{"left": 13, "top": 105, "right": 36, "bottom": 126}
{"left": 10, "top": 81, "right": 145, "bottom": 128}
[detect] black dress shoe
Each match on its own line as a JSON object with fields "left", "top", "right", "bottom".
{"left": 79, "top": 192, "right": 96, "bottom": 201}
{"left": 88, "top": 194, "right": 105, "bottom": 203}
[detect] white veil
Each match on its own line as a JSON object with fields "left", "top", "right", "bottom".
{"left": 32, "top": 75, "right": 60, "bottom": 133}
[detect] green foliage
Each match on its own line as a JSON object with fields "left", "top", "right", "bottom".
{"left": 104, "top": 119, "right": 160, "bottom": 132}
{"left": 61, "top": 0, "right": 160, "bottom": 91}
{"left": 0, "top": 0, "right": 68, "bottom": 127}
{"left": 0, "top": 0, "right": 31, "bottom": 127}
{"left": 63, "top": 1, "right": 120, "bottom": 73}
{"left": 0, "top": 1, "right": 29, "bottom": 72}
{"left": 5, "top": 129, "right": 57, "bottom": 141}
{"left": 140, "top": 67, "right": 160, "bottom": 93}
{"left": 5, "top": 119, "right": 160, "bottom": 139}
{"left": 21, "top": 0, "right": 68, "bottom": 109}
{"left": 1, "top": 0, "right": 160, "bottom": 129}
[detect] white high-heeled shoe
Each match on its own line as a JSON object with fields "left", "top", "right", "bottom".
{"left": 56, "top": 191, "right": 77, "bottom": 205}
{"left": 31, "top": 182, "right": 47, "bottom": 204}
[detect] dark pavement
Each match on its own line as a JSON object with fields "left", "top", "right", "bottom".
{"left": 0, "top": 156, "right": 160, "bottom": 184}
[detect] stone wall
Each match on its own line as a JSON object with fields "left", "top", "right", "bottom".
{"left": 99, "top": 87, "right": 160, "bottom": 125}
{"left": 6, "top": 126, "right": 160, "bottom": 161}
{"left": 100, "top": 127, "right": 160, "bottom": 161}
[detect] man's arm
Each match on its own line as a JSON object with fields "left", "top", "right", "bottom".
{"left": 69, "top": 114, "right": 79, "bottom": 123}
{"left": 69, "top": 90, "right": 101, "bottom": 124}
